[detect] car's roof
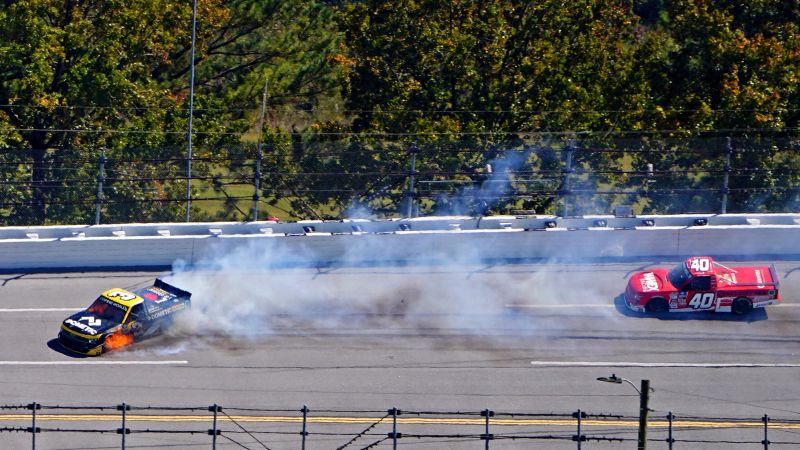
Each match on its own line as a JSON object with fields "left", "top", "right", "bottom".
{"left": 99, "top": 288, "right": 143, "bottom": 308}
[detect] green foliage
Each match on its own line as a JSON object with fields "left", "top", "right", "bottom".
{"left": 0, "top": 0, "right": 798, "bottom": 224}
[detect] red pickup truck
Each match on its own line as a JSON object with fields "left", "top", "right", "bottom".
{"left": 625, "top": 256, "right": 780, "bottom": 314}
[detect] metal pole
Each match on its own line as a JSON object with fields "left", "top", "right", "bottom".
{"left": 482, "top": 409, "right": 493, "bottom": 450}
{"left": 562, "top": 143, "right": 574, "bottom": 217}
{"left": 301, "top": 405, "right": 308, "bottom": 450}
{"left": 763, "top": 414, "right": 770, "bottom": 449}
{"left": 576, "top": 409, "right": 582, "bottom": 450}
{"left": 94, "top": 151, "right": 106, "bottom": 225}
{"left": 638, "top": 380, "right": 650, "bottom": 450}
{"left": 253, "top": 78, "right": 268, "bottom": 221}
{"left": 119, "top": 403, "right": 128, "bottom": 450}
{"left": 405, "top": 143, "right": 418, "bottom": 218}
{"left": 721, "top": 137, "right": 732, "bottom": 214}
{"left": 667, "top": 411, "right": 674, "bottom": 450}
{"left": 185, "top": 0, "right": 198, "bottom": 222}
{"left": 30, "top": 402, "right": 38, "bottom": 450}
{"left": 391, "top": 407, "right": 398, "bottom": 450}
{"left": 209, "top": 404, "right": 219, "bottom": 450}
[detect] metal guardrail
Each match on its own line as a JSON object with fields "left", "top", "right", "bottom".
{"left": 1, "top": 403, "right": 798, "bottom": 449}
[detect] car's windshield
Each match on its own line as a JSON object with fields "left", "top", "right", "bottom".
{"left": 667, "top": 263, "right": 692, "bottom": 289}
{"left": 86, "top": 298, "right": 128, "bottom": 324}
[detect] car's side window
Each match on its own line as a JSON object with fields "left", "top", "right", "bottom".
{"left": 128, "top": 304, "right": 143, "bottom": 322}
{"left": 690, "top": 276, "right": 711, "bottom": 291}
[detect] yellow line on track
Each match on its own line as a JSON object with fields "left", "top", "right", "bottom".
{"left": 1, "top": 414, "right": 798, "bottom": 429}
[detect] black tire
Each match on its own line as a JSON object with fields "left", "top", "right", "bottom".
{"left": 645, "top": 297, "right": 669, "bottom": 313}
{"left": 732, "top": 297, "right": 753, "bottom": 315}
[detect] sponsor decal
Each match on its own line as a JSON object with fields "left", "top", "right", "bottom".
{"left": 79, "top": 316, "right": 101, "bottom": 327}
{"left": 718, "top": 273, "right": 737, "bottom": 285}
{"left": 148, "top": 303, "right": 185, "bottom": 320}
{"left": 65, "top": 319, "right": 98, "bottom": 336}
{"left": 101, "top": 297, "right": 129, "bottom": 311}
{"left": 755, "top": 270, "right": 765, "bottom": 288}
{"left": 640, "top": 272, "right": 660, "bottom": 292}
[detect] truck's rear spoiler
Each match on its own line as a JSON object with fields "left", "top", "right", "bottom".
{"left": 154, "top": 279, "right": 192, "bottom": 299}
{"left": 769, "top": 264, "right": 780, "bottom": 289}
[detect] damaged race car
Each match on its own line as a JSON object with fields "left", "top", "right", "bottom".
{"left": 624, "top": 256, "right": 780, "bottom": 314}
{"left": 58, "top": 279, "right": 191, "bottom": 356}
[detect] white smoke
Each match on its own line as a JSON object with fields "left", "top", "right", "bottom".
{"left": 163, "top": 232, "right": 617, "bottom": 342}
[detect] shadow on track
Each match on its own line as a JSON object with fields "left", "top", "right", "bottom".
{"left": 47, "top": 338, "right": 88, "bottom": 358}
{"left": 613, "top": 295, "right": 768, "bottom": 322}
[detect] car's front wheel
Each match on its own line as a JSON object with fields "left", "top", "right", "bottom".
{"left": 731, "top": 297, "right": 753, "bottom": 315}
{"left": 645, "top": 297, "right": 669, "bottom": 313}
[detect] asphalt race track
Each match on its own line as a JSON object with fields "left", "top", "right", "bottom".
{"left": 1, "top": 259, "right": 799, "bottom": 449}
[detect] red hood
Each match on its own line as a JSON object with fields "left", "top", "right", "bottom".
{"left": 628, "top": 269, "right": 674, "bottom": 294}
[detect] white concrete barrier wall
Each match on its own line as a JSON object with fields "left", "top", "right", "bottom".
{"left": 1, "top": 214, "right": 799, "bottom": 271}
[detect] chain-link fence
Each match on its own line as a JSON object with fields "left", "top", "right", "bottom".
{"left": 1, "top": 135, "right": 799, "bottom": 225}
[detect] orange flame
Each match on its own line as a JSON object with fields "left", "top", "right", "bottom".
{"left": 104, "top": 331, "right": 134, "bottom": 351}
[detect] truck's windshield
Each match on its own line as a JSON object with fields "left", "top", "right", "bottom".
{"left": 667, "top": 263, "right": 692, "bottom": 289}
{"left": 86, "top": 298, "right": 128, "bottom": 323}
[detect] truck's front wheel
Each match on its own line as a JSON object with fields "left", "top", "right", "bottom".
{"left": 732, "top": 297, "right": 753, "bottom": 315}
{"left": 645, "top": 297, "right": 669, "bottom": 313}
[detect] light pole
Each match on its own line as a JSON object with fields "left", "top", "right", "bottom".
{"left": 185, "top": 0, "right": 198, "bottom": 222}
{"left": 597, "top": 374, "right": 651, "bottom": 450}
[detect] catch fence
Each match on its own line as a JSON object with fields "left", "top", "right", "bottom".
{"left": 1, "top": 403, "right": 798, "bottom": 449}
{"left": 1, "top": 135, "right": 799, "bottom": 225}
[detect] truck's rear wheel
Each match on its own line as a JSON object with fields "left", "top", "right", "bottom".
{"left": 732, "top": 297, "right": 753, "bottom": 315}
{"left": 645, "top": 297, "right": 669, "bottom": 313}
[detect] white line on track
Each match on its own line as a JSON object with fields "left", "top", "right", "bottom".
{"left": 506, "top": 304, "right": 613, "bottom": 309}
{"left": 508, "top": 303, "right": 799, "bottom": 308}
{"left": 0, "top": 308, "right": 82, "bottom": 312}
{"left": 0, "top": 360, "right": 188, "bottom": 365}
{"left": 531, "top": 361, "right": 800, "bottom": 368}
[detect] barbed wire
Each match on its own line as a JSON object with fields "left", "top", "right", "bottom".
{"left": 1, "top": 103, "right": 799, "bottom": 115}
{"left": 2, "top": 404, "right": 798, "bottom": 447}
{"left": 4, "top": 126, "right": 800, "bottom": 136}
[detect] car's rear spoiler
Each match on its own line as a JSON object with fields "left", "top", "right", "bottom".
{"left": 154, "top": 279, "right": 192, "bottom": 299}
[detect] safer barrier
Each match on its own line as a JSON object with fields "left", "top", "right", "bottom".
{"left": 1, "top": 403, "right": 796, "bottom": 449}
{"left": 1, "top": 213, "right": 799, "bottom": 271}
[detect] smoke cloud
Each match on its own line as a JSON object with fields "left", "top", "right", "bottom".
{"left": 164, "top": 232, "right": 616, "bottom": 344}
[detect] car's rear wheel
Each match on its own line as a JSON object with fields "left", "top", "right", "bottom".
{"left": 645, "top": 297, "right": 669, "bottom": 313}
{"left": 732, "top": 297, "right": 753, "bottom": 315}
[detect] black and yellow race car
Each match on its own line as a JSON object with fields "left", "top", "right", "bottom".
{"left": 58, "top": 279, "right": 191, "bottom": 356}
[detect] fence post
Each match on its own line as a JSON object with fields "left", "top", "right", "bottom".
{"left": 388, "top": 407, "right": 401, "bottom": 449}
{"left": 95, "top": 151, "right": 106, "bottom": 225}
{"left": 252, "top": 77, "right": 269, "bottom": 222}
{"left": 405, "top": 142, "right": 419, "bottom": 218}
{"left": 252, "top": 144, "right": 263, "bottom": 221}
{"left": 117, "top": 403, "right": 130, "bottom": 449}
{"left": 562, "top": 142, "right": 574, "bottom": 217}
{"left": 666, "top": 412, "right": 674, "bottom": 450}
{"left": 762, "top": 414, "right": 770, "bottom": 449}
{"left": 208, "top": 404, "right": 221, "bottom": 449}
{"left": 572, "top": 409, "right": 586, "bottom": 449}
{"left": 480, "top": 409, "right": 494, "bottom": 450}
{"left": 28, "top": 402, "right": 40, "bottom": 450}
{"left": 721, "top": 137, "right": 732, "bottom": 214}
{"left": 301, "top": 405, "right": 309, "bottom": 450}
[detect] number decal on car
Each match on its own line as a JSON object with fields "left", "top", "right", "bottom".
{"left": 106, "top": 290, "right": 136, "bottom": 301}
{"left": 689, "top": 258, "right": 711, "bottom": 272}
{"left": 688, "top": 293, "right": 715, "bottom": 309}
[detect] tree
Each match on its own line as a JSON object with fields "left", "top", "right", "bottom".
{"left": 0, "top": 0, "right": 345, "bottom": 225}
